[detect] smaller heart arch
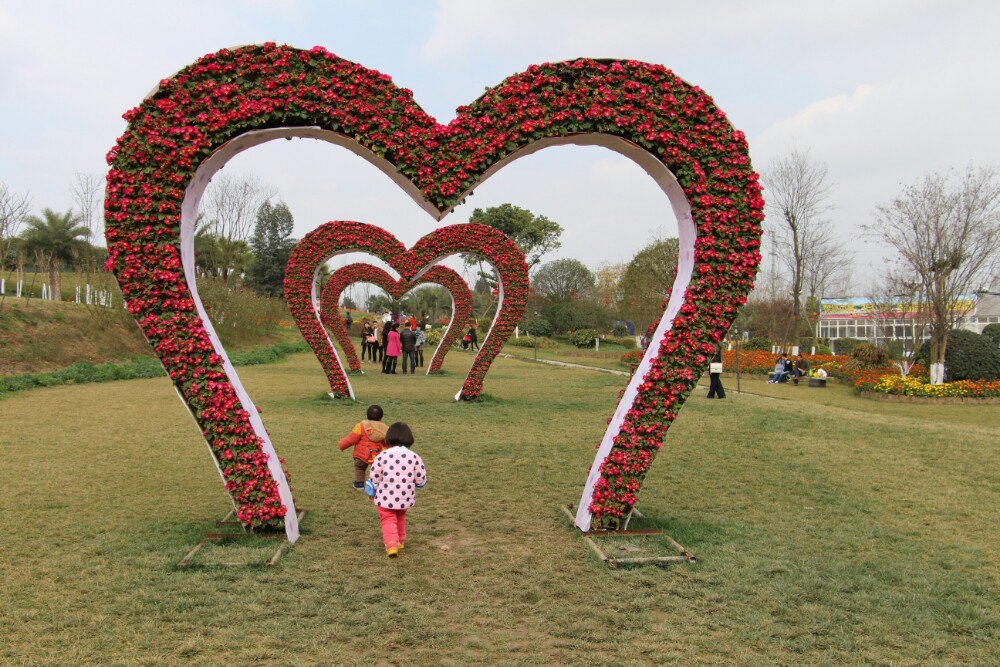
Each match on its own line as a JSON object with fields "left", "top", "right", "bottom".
{"left": 284, "top": 221, "right": 529, "bottom": 401}
{"left": 318, "top": 262, "right": 473, "bottom": 375}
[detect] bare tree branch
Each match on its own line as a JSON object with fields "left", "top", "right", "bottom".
{"left": 763, "top": 149, "right": 836, "bottom": 323}
{"left": 865, "top": 165, "right": 1000, "bottom": 383}
{"left": 202, "top": 173, "right": 277, "bottom": 243}
{"left": 71, "top": 172, "right": 104, "bottom": 243}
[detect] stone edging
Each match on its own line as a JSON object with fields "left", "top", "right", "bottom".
{"left": 858, "top": 390, "right": 1000, "bottom": 405}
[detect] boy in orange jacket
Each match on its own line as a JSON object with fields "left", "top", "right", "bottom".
{"left": 338, "top": 404, "right": 389, "bottom": 489}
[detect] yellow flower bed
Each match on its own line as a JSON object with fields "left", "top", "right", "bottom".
{"left": 868, "top": 374, "right": 1000, "bottom": 398}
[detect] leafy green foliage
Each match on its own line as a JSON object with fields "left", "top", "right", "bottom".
{"left": 850, "top": 343, "right": 891, "bottom": 367}
{"left": 506, "top": 335, "right": 558, "bottom": 349}
{"left": 521, "top": 314, "right": 554, "bottom": 338}
{"left": 466, "top": 204, "right": 562, "bottom": 267}
{"left": 569, "top": 328, "right": 598, "bottom": 348}
{"left": 983, "top": 323, "right": 1000, "bottom": 347}
{"left": 832, "top": 337, "right": 864, "bottom": 355}
{"left": 532, "top": 259, "right": 595, "bottom": 301}
{"left": 246, "top": 200, "right": 296, "bottom": 298}
{"left": 743, "top": 336, "right": 772, "bottom": 351}
{"left": 618, "top": 236, "right": 678, "bottom": 332}
{"left": 916, "top": 329, "right": 1000, "bottom": 381}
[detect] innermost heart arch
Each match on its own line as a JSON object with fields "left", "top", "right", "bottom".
{"left": 179, "top": 126, "right": 696, "bottom": 534}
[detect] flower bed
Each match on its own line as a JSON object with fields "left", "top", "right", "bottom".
{"left": 319, "top": 262, "right": 472, "bottom": 374}
{"left": 855, "top": 373, "right": 1000, "bottom": 400}
{"left": 105, "top": 44, "right": 763, "bottom": 533}
{"left": 284, "top": 221, "right": 527, "bottom": 400}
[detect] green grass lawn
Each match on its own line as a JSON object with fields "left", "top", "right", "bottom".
{"left": 2, "top": 351, "right": 998, "bottom": 664}
{"left": 503, "top": 337, "right": 634, "bottom": 370}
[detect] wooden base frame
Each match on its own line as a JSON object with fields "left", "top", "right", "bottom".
{"left": 562, "top": 505, "right": 696, "bottom": 568}
{"left": 178, "top": 509, "right": 308, "bottom": 568}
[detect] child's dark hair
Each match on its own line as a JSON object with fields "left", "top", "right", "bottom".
{"left": 367, "top": 404, "right": 384, "bottom": 421}
{"left": 385, "top": 422, "right": 414, "bottom": 447}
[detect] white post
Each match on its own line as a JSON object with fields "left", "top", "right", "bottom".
{"left": 514, "top": 326, "right": 519, "bottom": 339}
{"left": 75, "top": 286, "right": 81, "bottom": 303}
{"left": 16, "top": 280, "right": 22, "bottom": 297}
{"left": 791, "top": 345, "right": 799, "bottom": 356}
{"left": 811, "top": 346, "right": 816, "bottom": 355}
{"left": 86, "top": 284, "right": 91, "bottom": 304}
{"left": 41, "top": 284, "right": 48, "bottom": 300}
{"left": 595, "top": 337, "right": 600, "bottom": 351}
{"left": 0, "top": 278, "right": 4, "bottom": 294}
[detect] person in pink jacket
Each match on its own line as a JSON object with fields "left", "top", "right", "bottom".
{"left": 365, "top": 422, "right": 427, "bottom": 557}
{"left": 382, "top": 323, "right": 401, "bottom": 374}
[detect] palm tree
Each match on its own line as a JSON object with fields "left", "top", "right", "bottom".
{"left": 20, "top": 208, "right": 89, "bottom": 301}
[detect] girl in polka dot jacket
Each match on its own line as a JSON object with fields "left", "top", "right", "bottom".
{"left": 365, "top": 422, "right": 427, "bottom": 557}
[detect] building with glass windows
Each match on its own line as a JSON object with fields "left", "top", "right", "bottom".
{"left": 818, "top": 290, "right": 1000, "bottom": 345}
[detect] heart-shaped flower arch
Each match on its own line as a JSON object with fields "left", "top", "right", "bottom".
{"left": 105, "top": 44, "right": 763, "bottom": 541}
{"left": 318, "top": 263, "right": 473, "bottom": 376}
{"left": 283, "top": 221, "right": 527, "bottom": 400}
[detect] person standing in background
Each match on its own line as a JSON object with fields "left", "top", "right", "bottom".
{"left": 707, "top": 350, "right": 726, "bottom": 399}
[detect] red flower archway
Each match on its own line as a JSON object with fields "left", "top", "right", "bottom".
{"left": 284, "top": 222, "right": 527, "bottom": 401}
{"left": 105, "top": 44, "right": 763, "bottom": 540}
{"left": 318, "top": 262, "right": 473, "bottom": 375}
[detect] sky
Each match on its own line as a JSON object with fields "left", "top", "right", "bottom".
{"left": 2, "top": 0, "right": 998, "bottom": 293}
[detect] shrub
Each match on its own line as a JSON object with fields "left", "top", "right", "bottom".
{"left": 424, "top": 327, "right": 444, "bottom": 347}
{"left": 983, "top": 323, "right": 1000, "bottom": 347}
{"left": 611, "top": 323, "right": 629, "bottom": 337}
{"left": 521, "top": 315, "right": 554, "bottom": 338}
{"left": 507, "top": 335, "right": 558, "bottom": 349}
{"left": 569, "top": 329, "right": 598, "bottom": 348}
{"left": 850, "top": 343, "right": 891, "bottom": 367}
{"left": 743, "top": 336, "right": 772, "bottom": 351}
{"left": 832, "top": 337, "right": 864, "bottom": 356}
{"left": 916, "top": 329, "right": 1000, "bottom": 381}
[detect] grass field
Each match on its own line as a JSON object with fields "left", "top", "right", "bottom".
{"left": 2, "top": 351, "right": 998, "bottom": 664}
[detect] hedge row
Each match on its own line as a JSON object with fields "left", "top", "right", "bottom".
{"left": 0, "top": 340, "right": 310, "bottom": 399}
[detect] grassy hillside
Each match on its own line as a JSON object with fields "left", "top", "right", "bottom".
{"left": 0, "top": 298, "right": 150, "bottom": 373}
{"left": 2, "top": 352, "right": 997, "bottom": 664}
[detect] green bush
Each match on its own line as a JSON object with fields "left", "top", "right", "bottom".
{"left": 743, "top": 336, "right": 772, "bottom": 351}
{"left": 983, "top": 323, "right": 1000, "bottom": 347}
{"left": 507, "top": 335, "right": 558, "bottom": 349}
{"left": 424, "top": 328, "right": 444, "bottom": 347}
{"left": 915, "top": 329, "right": 1000, "bottom": 381}
{"left": 611, "top": 323, "right": 629, "bottom": 337}
{"left": 569, "top": 329, "right": 598, "bottom": 348}
{"left": 0, "top": 340, "right": 310, "bottom": 399}
{"left": 850, "top": 343, "right": 891, "bottom": 367}
{"left": 832, "top": 337, "right": 864, "bottom": 355}
{"left": 521, "top": 315, "right": 554, "bottom": 338}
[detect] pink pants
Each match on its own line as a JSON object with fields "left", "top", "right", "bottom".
{"left": 377, "top": 507, "right": 407, "bottom": 548}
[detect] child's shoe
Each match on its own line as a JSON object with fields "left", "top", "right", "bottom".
{"left": 397, "top": 542, "right": 404, "bottom": 551}
{"left": 386, "top": 546, "right": 399, "bottom": 557}
{"left": 353, "top": 481, "right": 364, "bottom": 490}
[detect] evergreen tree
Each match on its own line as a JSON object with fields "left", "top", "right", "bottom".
{"left": 246, "top": 200, "right": 296, "bottom": 298}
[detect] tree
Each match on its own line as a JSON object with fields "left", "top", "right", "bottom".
{"left": 764, "top": 149, "right": 835, "bottom": 326}
{"left": 19, "top": 208, "right": 90, "bottom": 301}
{"left": 341, "top": 295, "right": 358, "bottom": 310}
{"left": 71, "top": 172, "right": 104, "bottom": 243}
{"left": 466, "top": 204, "right": 562, "bottom": 268}
{"left": 866, "top": 271, "right": 931, "bottom": 376}
{"left": 532, "top": 258, "right": 595, "bottom": 301}
{"left": 593, "top": 261, "right": 626, "bottom": 312}
{"left": 246, "top": 201, "right": 296, "bottom": 298}
{"left": 0, "top": 182, "right": 31, "bottom": 300}
{"left": 202, "top": 174, "right": 277, "bottom": 282}
{"left": 618, "top": 236, "right": 679, "bottom": 332}
{"left": 867, "top": 166, "right": 1000, "bottom": 383}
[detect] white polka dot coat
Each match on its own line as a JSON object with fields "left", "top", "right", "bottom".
{"left": 369, "top": 446, "right": 427, "bottom": 510}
